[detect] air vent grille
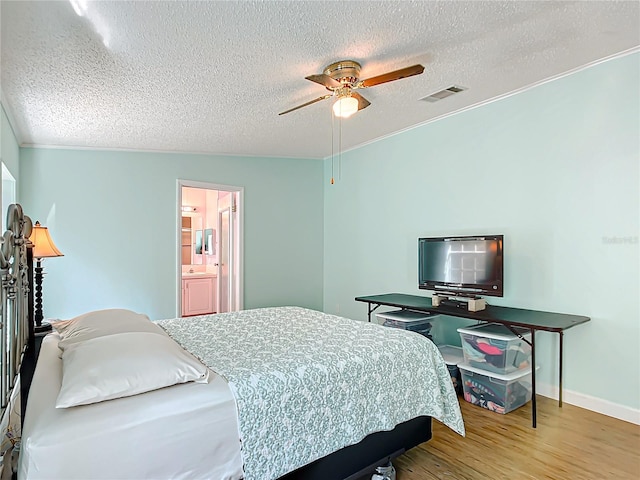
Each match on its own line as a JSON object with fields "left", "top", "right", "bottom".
{"left": 421, "top": 85, "right": 467, "bottom": 103}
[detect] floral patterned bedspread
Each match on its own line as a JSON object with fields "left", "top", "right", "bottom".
{"left": 157, "top": 306, "right": 464, "bottom": 480}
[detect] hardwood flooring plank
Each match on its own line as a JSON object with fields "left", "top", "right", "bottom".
{"left": 373, "top": 396, "right": 640, "bottom": 480}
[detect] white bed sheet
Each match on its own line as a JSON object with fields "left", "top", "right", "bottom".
{"left": 18, "top": 333, "right": 244, "bottom": 480}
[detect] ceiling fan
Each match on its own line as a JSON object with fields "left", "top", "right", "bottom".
{"left": 279, "top": 60, "right": 425, "bottom": 118}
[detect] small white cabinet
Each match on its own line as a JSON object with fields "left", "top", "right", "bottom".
{"left": 182, "top": 275, "right": 216, "bottom": 316}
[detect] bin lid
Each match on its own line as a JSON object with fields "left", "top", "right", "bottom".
{"left": 457, "top": 322, "right": 531, "bottom": 340}
{"left": 376, "top": 309, "right": 433, "bottom": 322}
{"left": 458, "top": 362, "right": 537, "bottom": 381}
{"left": 437, "top": 345, "right": 463, "bottom": 365}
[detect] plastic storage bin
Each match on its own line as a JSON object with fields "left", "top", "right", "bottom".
{"left": 437, "top": 345, "right": 463, "bottom": 394}
{"left": 457, "top": 323, "right": 531, "bottom": 374}
{"left": 376, "top": 309, "right": 435, "bottom": 339}
{"left": 458, "top": 363, "right": 534, "bottom": 414}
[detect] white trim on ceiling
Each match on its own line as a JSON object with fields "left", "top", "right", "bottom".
{"left": 19, "top": 143, "right": 318, "bottom": 160}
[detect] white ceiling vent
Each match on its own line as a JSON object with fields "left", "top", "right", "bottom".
{"left": 421, "top": 85, "right": 467, "bottom": 103}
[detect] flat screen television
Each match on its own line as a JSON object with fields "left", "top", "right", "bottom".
{"left": 418, "top": 234, "right": 503, "bottom": 297}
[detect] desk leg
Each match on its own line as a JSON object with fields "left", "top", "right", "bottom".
{"left": 531, "top": 328, "right": 537, "bottom": 428}
{"left": 559, "top": 331, "right": 564, "bottom": 407}
{"left": 367, "top": 303, "right": 380, "bottom": 323}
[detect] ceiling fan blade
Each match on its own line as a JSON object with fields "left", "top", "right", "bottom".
{"left": 305, "top": 74, "right": 341, "bottom": 89}
{"left": 279, "top": 94, "right": 332, "bottom": 115}
{"left": 359, "top": 64, "right": 425, "bottom": 88}
{"left": 351, "top": 92, "right": 371, "bottom": 111}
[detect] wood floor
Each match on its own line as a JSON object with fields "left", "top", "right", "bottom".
{"left": 385, "top": 396, "right": 639, "bottom": 480}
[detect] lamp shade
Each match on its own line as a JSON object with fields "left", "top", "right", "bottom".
{"left": 332, "top": 96, "right": 359, "bottom": 118}
{"left": 29, "top": 221, "right": 64, "bottom": 258}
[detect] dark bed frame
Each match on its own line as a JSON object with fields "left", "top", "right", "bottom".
{"left": 5, "top": 203, "right": 433, "bottom": 480}
{"left": 0, "top": 205, "right": 34, "bottom": 478}
{"left": 281, "top": 415, "right": 432, "bottom": 480}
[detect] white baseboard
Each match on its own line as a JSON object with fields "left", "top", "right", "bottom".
{"left": 536, "top": 382, "right": 640, "bottom": 425}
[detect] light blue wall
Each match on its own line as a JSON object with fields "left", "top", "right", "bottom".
{"left": 323, "top": 53, "right": 639, "bottom": 410}
{"left": 19, "top": 148, "right": 324, "bottom": 320}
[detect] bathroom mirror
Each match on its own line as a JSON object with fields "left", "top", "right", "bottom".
{"left": 182, "top": 214, "right": 203, "bottom": 265}
{"left": 195, "top": 230, "right": 203, "bottom": 255}
{"left": 204, "top": 228, "right": 216, "bottom": 255}
{"left": 181, "top": 217, "right": 192, "bottom": 266}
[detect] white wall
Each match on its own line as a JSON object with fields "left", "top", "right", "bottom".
{"left": 323, "top": 53, "right": 639, "bottom": 417}
{"left": 1, "top": 105, "right": 20, "bottom": 201}
{"left": 1, "top": 105, "right": 20, "bottom": 229}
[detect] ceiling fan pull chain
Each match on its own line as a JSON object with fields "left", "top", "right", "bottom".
{"left": 339, "top": 114, "right": 342, "bottom": 182}
{"left": 331, "top": 108, "right": 335, "bottom": 185}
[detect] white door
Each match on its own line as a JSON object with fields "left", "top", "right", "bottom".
{"left": 218, "top": 207, "right": 231, "bottom": 313}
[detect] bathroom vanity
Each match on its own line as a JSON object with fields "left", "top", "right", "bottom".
{"left": 182, "top": 272, "right": 217, "bottom": 316}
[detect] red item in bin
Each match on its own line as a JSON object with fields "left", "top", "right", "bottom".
{"left": 475, "top": 340, "right": 503, "bottom": 356}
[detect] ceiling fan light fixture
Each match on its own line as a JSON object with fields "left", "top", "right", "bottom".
{"left": 332, "top": 96, "right": 359, "bottom": 118}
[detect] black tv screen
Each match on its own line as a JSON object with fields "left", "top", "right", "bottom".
{"left": 418, "top": 235, "right": 503, "bottom": 297}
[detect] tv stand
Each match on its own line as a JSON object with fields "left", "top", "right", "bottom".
{"left": 432, "top": 294, "right": 486, "bottom": 312}
{"left": 354, "top": 293, "right": 591, "bottom": 428}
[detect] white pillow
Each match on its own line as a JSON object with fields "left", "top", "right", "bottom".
{"left": 56, "top": 331, "right": 210, "bottom": 408}
{"left": 51, "top": 309, "right": 166, "bottom": 351}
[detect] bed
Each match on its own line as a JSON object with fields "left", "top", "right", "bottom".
{"left": 2, "top": 205, "right": 465, "bottom": 480}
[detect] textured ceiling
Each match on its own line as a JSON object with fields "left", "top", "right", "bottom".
{"left": 1, "top": 0, "right": 639, "bottom": 159}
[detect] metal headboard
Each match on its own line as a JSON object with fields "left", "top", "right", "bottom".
{"left": 0, "top": 204, "right": 33, "bottom": 416}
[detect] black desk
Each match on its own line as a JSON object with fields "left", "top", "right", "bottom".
{"left": 355, "top": 293, "right": 590, "bottom": 428}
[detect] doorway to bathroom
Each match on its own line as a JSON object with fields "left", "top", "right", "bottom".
{"left": 177, "top": 180, "right": 243, "bottom": 318}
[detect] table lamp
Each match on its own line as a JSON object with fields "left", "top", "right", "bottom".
{"left": 29, "top": 221, "right": 64, "bottom": 333}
